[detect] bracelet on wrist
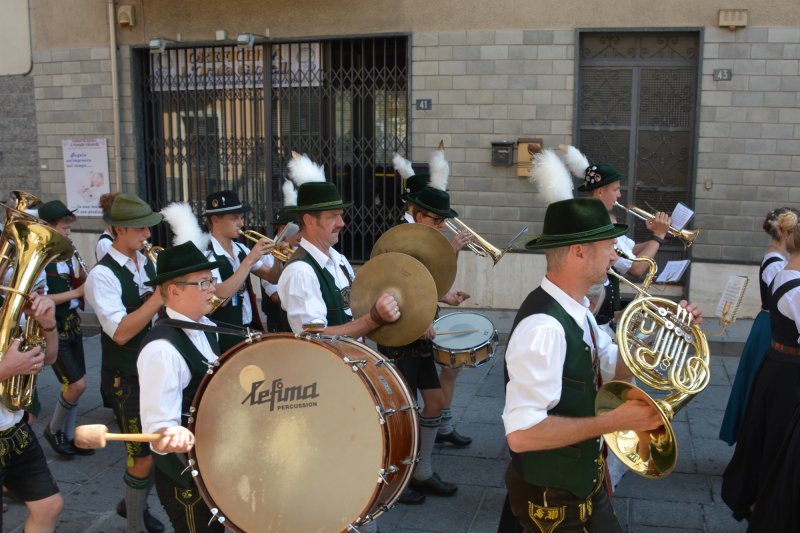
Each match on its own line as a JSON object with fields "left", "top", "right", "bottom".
{"left": 651, "top": 235, "right": 665, "bottom": 245}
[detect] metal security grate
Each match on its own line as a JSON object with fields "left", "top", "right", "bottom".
{"left": 139, "top": 36, "right": 409, "bottom": 261}
{"left": 577, "top": 31, "right": 700, "bottom": 277}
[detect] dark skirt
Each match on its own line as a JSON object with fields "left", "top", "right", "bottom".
{"left": 721, "top": 350, "right": 800, "bottom": 522}
{"left": 719, "top": 310, "right": 771, "bottom": 445}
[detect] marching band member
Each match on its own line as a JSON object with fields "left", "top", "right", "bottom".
{"left": 394, "top": 150, "right": 475, "bottom": 449}
{"left": 261, "top": 180, "right": 301, "bottom": 333}
{"left": 84, "top": 193, "right": 165, "bottom": 533}
{"left": 95, "top": 192, "right": 118, "bottom": 262}
{"left": 277, "top": 152, "right": 400, "bottom": 338}
{"left": 560, "top": 145, "right": 671, "bottom": 328}
{"left": 203, "top": 190, "right": 279, "bottom": 352}
{"left": 0, "top": 294, "right": 62, "bottom": 532}
{"left": 502, "top": 198, "right": 697, "bottom": 532}
{"left": 722, "top": 209, "right": 800, "bottom": 530}
{"left": 137, "top": 241, "right": 226, "bottom": 532}
{"left": 39, "top": 200, "right": 93, "bottom": 459}
{"left": 719, "top": 207, "right": 793, "bottom": 445}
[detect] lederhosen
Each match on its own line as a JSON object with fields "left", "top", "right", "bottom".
{"left": 208, "top": 243, "right": 263, "bottom": 353}
{"left": 98, "top": 253, "right": 156, "bottom": 458}
{"left": 142, "top": 321, "right": 225, "bottom": 533}
{"left": 285, "top": 246, "right": 353, "bottom": 328}
{"left": 45, "top": 260, "right": 85, "bottom": 384}
{"left": 503, "top": 287, "right": 619, "bottom": 533}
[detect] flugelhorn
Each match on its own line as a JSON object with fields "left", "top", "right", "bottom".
{"left": 595, "top": 250, "right": 709, "bottom": 479}
{"left": 444, "top": 218, "right": 509, "bottom": 265}
{"left": 614, "top": 202, "right": 699, "bottom": 249}
{"left": 239, "top": 230, "right": 293, "bottom": 262}
{"left": 142, "top": 240, "right": 163, "bottom": 263}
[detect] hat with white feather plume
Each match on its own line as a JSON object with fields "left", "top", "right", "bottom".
{"left": 273, "top": 179, "right": 298, "bottom": 226}
{"left": 406, "top": 142, "right": 458, "bottom": 218}
{"left": 558, "top": 144, "right": 625, "bottom": 192}
{"left": 529, "top": 149, "right": 574, "bottom": 205}
{"left": 285, "top": 151, "right": 352, "bottom": 213}
{"left": 161, "top": 202, "right": 210, "bottom": 251}
{"left": 393, "top": 153, "right": 429, "bottom": 199}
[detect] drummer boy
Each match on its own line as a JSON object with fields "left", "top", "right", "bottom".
{"left": 136, "top": 241, "right": 226, "bottom": 532}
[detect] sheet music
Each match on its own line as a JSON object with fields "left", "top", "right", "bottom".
{"left": 671, "top": 202, "right": 694, "bottom": 231}
{"left": 655, "top": 260, "right": 690, "bottom": 284}
{"left": 716, "top": 275, "right": 749, "bottom": 318}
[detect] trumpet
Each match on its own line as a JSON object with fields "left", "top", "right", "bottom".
{"left": 614, "top": 202, "right": 699, "bottom": 249}
{"left": 142, "top": 241, "right": 163, "bottom": 263}
{"left": 239, "top": 230, "right": 293, "bottom": 263}
{"left": 444, "top": 218, "right": 508, "bottom": 265}
{"left": 71, "top": 243, "right": 90, "bottom": 277}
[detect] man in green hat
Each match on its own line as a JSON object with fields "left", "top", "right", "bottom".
{"left": 501, "top": 198, "right": 700, "bottom": 532}
{"left": 277, "top": 153, "right": 399, "bottom": 338}
{"left": 84, "top": 192, "right": 166, "bottom": 533}
{"left": 38, "top": 200, "right": 94, "bottom": 459}
{"left": 137, "top": 241, "right": 226, "bottom": 532}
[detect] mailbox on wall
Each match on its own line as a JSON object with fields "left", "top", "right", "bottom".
{"left": 491, "top": 141, "right": 515, "bottom": 166}
{"left": 516, "top": 138, "right": 543, "bottom": 177}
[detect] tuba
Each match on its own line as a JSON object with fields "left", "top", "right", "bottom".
{"left": 0, "top": 219, "right": 73, "bottom": 410}
{"left": 595, "top": 250, "right": 709, "bottom": 478}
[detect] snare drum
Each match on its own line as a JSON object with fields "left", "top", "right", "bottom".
{"left": 187, "top": 334, "right": 418, "bottom": 532}
{"left": 432, "top": 312, "right": 498, "bottom": 368}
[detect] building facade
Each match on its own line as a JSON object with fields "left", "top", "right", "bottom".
{"left": 3, "top": 0, "right": 799, "bottom": 315}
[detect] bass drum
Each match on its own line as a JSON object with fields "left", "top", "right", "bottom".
{"left": 187, "top": 334, "right": 419, "bottom": 533}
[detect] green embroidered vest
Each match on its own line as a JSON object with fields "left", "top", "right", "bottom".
{"left": 286, "top": 246, "right": 352, "bottom": 327}
{"left": 142, "top": 320, "right": 218, "bottom": 488}
{"left": 506, "top": 286, "right": 601, "bottom": 499}
{"left": 98, "top": 253, "right": 157, "bottom": 376}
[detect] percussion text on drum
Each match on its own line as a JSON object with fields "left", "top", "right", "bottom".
{"left": 241, "top": 377, "right": 320, "bottom": 412}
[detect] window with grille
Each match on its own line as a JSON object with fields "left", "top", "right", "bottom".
{"left": 577, "top": 31, "right": 699, "bottom": 277}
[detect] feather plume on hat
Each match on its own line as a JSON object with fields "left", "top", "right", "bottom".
{"left": 288, "top": 151, "right": 326, "bottom": 186}
{"left": 392, "top": 153, "right": 415, "bottom": 181}
{"left": 161, "top": 202, "right": 210, "bottom": 250}
{"left": 428, "top": 142, "right": 450, "bottom": 192}
{"left": 558, "top": 144, "right": 591, "bottom": 178}
{"left": 529, "top": 149, "right": 574, "bottom": 205}
{"left": 282, "top": 179, "right": 297, "bottom": 207}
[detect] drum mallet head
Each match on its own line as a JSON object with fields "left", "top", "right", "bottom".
{"left": 74, "top": 424, "right": 111, "bottom": 449}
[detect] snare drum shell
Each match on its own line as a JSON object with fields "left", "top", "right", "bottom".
{"left": 188, "top": 334, "right": 418, "bottom": 533}
{"left": 432, "top": 312, "right": 499, "bottom": 368}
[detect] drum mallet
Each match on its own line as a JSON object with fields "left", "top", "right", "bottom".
{"left": 74, "top": 424, "right": 162, "bottom": 449}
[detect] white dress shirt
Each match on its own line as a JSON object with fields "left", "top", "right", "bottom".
{"left": 762, "top": 252, "right": 787, "bottom": 288}
{"left": 95, "top": 229, "right": 114, "bottom": 262}
{"left": 138, "top": 308, "right": 218, "bottom": 452}
{"left": 612, "top": 234, "right": 635, "bottom": 275}
{"left": 502, "top": 276, "right": 618, "bottom": 436}
{"left": 260, "top": 253, "right": 278, "bottom": 297}
{"left": 277, "top": 238, "right": 355, "bottom": 334}
{"left": 206, "top": 237, "right": 266, "bottom": 326}
{"left": 773, "top": 269, "right": 800, "bottom": 343}
{"left": 84, "top": 246, "right": 154, "bottom": 339}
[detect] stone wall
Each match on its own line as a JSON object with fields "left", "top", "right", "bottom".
{"left": 0, "top": 75, "right": 38, "bottom": 199}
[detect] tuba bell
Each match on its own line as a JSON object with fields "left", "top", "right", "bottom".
{"left": 595, "top": 250, "right": 709, "bottom": 478}
{"left": 0, "top": 219, "right": 73, "bottom": 410}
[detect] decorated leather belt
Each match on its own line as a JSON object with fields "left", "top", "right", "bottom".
{"left": 771, "top": 341, "right": 800, "bottom": 356}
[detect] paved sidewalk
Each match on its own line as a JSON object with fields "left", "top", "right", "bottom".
{"left": 5, "top": 310, "right": 750, "bottom": 532}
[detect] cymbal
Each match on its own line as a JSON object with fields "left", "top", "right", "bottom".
{"left": 371, "top": 224, "right": 456, "bottom": 299}
{"left": 351, "top": 252, "right": 438, "bottom": 347}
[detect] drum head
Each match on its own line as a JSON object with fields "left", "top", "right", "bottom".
{"left": 191, "top": 337, "right": 384, "bottom": 532}
{"left": 433, "top": 312, "right": 496, "bottom": 350}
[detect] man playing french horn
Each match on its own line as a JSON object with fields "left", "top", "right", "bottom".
{"left": 501, "top": 198, "right": 701, "bottom": 532}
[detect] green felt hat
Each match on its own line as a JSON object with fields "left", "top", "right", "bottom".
{"left": 406, "top": 186, "right": 458, "bottom": 219}
{"left": 272, "top": 207, "right": 298, "bottom": 227}
{"left": 145, "top": 241, "right": 225, "bottom": 287}
{"left": 38, "top": 200, "right": 75, "bottom": 223}
{"left": 525, "top": 198, "right": 628, "bottom": 250}
{"left": 576, "top": 163, "right": 625, "bottom": 192}
{"left": 103, "top": 193, "right": 163, "bottom": 228}
{"left": 286, "top": 182, "right": 353, "bottom": 213}
{"left": 401, "top": 172, "right": 430, "bottom": 200}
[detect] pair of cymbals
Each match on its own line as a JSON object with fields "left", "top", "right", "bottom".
{"left": 351, "top": 224, "right": 456, "bottom": 347}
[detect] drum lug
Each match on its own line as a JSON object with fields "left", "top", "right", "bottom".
{"left": 207, "top": 507, "right": 226, "bottom": 526}
{"left": 343, "top": 356, "right": 368, "bottom": 372}
{"left": 378, "top": 465, "right": 399, "bottom": 484}
{"left": 181, "top": 458, "right": 196, "bottom": 476}
{"left": 375, "top": 359, "right": 384, "bottom": 367}
{"left": 381, "top": 408, "right": 396, "bottom": 419}
{"left": 375, "top": 405, "right": 387, "bottom": 424}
